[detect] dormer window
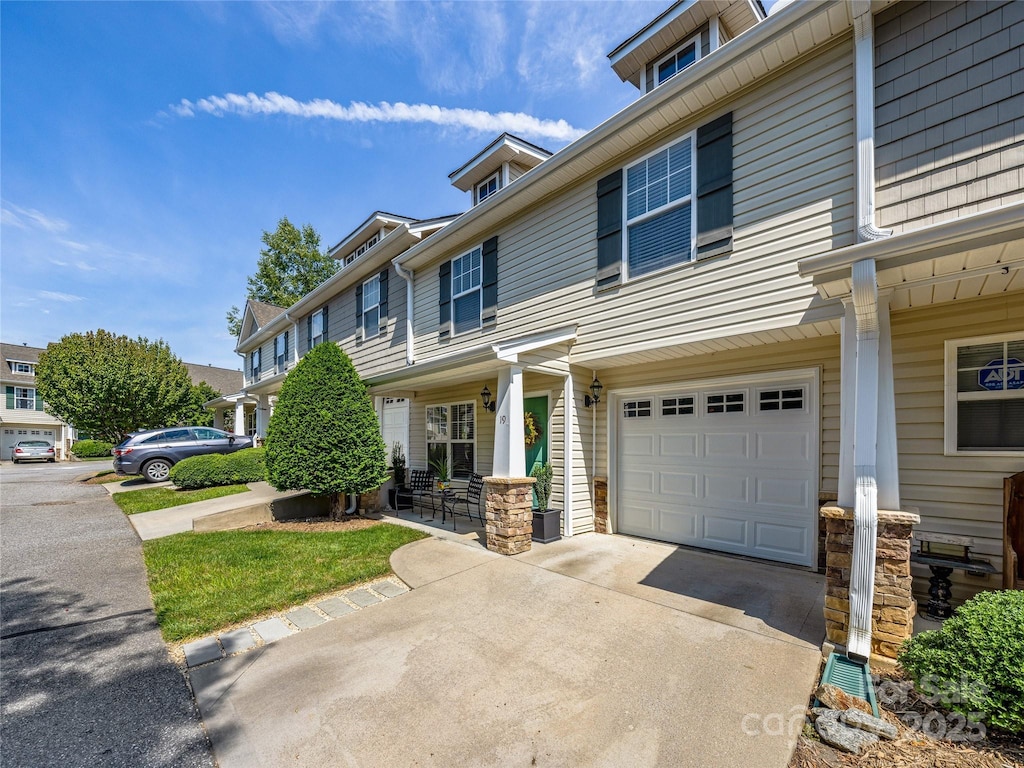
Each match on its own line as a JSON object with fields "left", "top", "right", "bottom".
{"left": 9, "top": 361, "right": 34, "bottom": 375}
{"left": 655, "top": 36, "right": 700, "bottom": 87}
{"left": 475, "top": 172, "right": 500, "bottom": 205}
{"left": 345, "top": 233, "right": 380, "bottom": 266}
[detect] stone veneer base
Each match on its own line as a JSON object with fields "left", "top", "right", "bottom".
{"left": 483, "top": 477, "right": 536, "bottom": 556}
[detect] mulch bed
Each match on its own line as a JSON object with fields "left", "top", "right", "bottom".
{"left": 240, "top": 516, "right": 383, "bottom": 533}
{"left": 790, "top": 670, "right": 1024, "bottom": 768}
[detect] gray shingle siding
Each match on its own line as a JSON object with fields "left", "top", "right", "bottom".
{"left": 874, "top": 0, "right": 1024, "bottom": 234}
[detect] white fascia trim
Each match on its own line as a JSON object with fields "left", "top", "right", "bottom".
{"left": 395, "top": 0, "right": 835, "bottom": 273}
{"left": 799, "top": 201, "right": 1024, "bottom": 281}
{"left": 493, "top": 325, "right": 578, "bottom": 362}
{"left": 327, "top": 212, "right": 416, "bottom": 258}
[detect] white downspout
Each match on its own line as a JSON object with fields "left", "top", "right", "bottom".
{"left": 393, "top": 260, "right": 416, "bottom": 366}
{"left": 284, "top": 310, "right": 300, "bottom": 367}
{"left": 853, "top": 1, "right": 892, "bottom": 242}
{"left": 848, "top": 258, "right": 880, "bottom": 662}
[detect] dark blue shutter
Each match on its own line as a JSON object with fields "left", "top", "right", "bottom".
{"left": 355, "top": 284, "right": 364, "bottom": 340}
{"left": 283, "top": 330, "right": 289, "bottom": 361}
{"left": 321, "top": 305, "right": 328, "bottom": 342}
{"left": 481, "top": 236, "right": 498, "bottom": 327}
{"left": 378, "top": 269, "right": 389, "bottom": 333}
{"left": 6, "top": 387, "right": 13, "bottom": 409}
{"left": 696, "top": 112, "right": 733, "bottom": 259}
{"left": 438, "top": 260, "right": 452, "bottom": 340}
{"left": 307, "top": 315, "right": 312, "bottom": 351}
{"left": 596, "top": 170, "right": 623, "bottom": 288}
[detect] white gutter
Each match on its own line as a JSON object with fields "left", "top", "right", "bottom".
{"left": 853, "top": 1, "right": 891, "bottom": 242}
{"left": 848, "top": 258, "right": 880, "bottom": 663}
{"left": 392, "top": 260, "right": 416, "bottom": 365}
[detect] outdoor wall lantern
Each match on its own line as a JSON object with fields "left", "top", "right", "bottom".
{"left": 584, "top": 376, "right": 603, "bottom": 408}
{"left": 480, "top": 385, "right": 496, "bottom": 413}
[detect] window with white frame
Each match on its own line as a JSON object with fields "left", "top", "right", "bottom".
{"left": 451, "top": 247, "right": 482, "bottom": 335}
{"left": 311, "top": 308, "right": 326, "bottom": 347}
{"left": 10, "top": 361, "right": 35, "bottom": 375}
{"left": 655, "top": 36, "right": 700, "bottom": 86}
{"left": 426, "top": 403, "right": 475, "bottom": 479}
{"left": 475, "top": 172, "right": 500, "bottom": 205}
{"left": 250, "top": 349, "right": 261, "bottom": 380}
{"left": 14, "top": 387, "right": 35, "bottom": 409}
{"left": 625, "top": 134, "right": 693, "bottom": 279}
{"left": 345, "top": 233, "right": 380, "bottom": 266}
{"left": 362, "top": 274, "right": 381, "bottom": 339}
{"left": 946, "top": 334, "right": 1024, "bottom": 453}
{"left": 274, "top": 332, "right": 288, "bottom": 373}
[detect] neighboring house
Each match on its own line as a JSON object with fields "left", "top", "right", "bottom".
{"left": 2, "top": 341, "right": 243, "bottom": 458}
{"left": 1, "top": 343, "right": 73, "bottom": 459}
{"left": 221, "top": 0, "right": 1023, "bottom": 606}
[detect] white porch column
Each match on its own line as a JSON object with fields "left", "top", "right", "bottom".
{"left": 256, "top": 394, "right": 270, "bottom": 438}
{"left": 838, "top": 300, "right": 856, "bottom": 507}
{"left": 492, "top": 365, "right": 526, "bottom": 478}
{"left": 213, "top": 409, "right": 224, "bottom": 430}
{"left": 562, "top": 370, "right": 575, "bottom": 536}
{"left": 233, "top": 400, "right": 246, "bottom": 437}
{"left": 876, "top": 294, "right": 900, "bottom": 510}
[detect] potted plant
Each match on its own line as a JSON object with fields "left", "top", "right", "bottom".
{"left": 531, "top": 462, "right": 561, "bottom": 543}
{"left": 388, "top": 442, "right": 408, "bottom": 509}
{"left": 429, "top": 454, "right": 450, "bottom": 491}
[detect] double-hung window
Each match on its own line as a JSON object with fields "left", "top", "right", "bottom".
{"left": 452, "top": 247, "right": 482, "bottom": 335}
{"left": 14, "top": 387, "right": 35, "bottom": 410}
{"left": 625, "top": 134, "right": 694, "bottom": 279}
{"left": 946, "top": 333, "right": 1024, "bottom": 454}
{"left": 274, "top": 332, "right": 288, "bottom": 373}
{"left": 426, "top": 403, "right": 475, "bottom": 479}
{"left": 475, "top": 172, "right": 500, "bottom": 205}
{"left": 362, "top": 275, "right": 381, "bottom": 339}
{"left": 655, "top": 36, "right": 699, "bottom": 87}
{"left": 310, "top": 308, "right": 326, "bottom": 348}
{"left": 12, "top": 362, "right": 34, "bottom": 374}
{"left": 250, "top": 349, "right": 261, "bottom": 381}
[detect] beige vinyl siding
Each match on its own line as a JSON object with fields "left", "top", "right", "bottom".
{"left": 405, "top": 381, "right": 495, "bottom": 478}
{"left": 874, "top": 0, "right": 1024, "bottom": 234}
{"left": 245, "top": 337, "right": 276, "bottom": 386}
{"left": 591, "top": 335, "right": 842, "bottom": 502}
{"left": 890, "top": 292, "right": 1023, "bottom": 604}
{"left": 411, "top": 39, "right": 854, "bottom": 366}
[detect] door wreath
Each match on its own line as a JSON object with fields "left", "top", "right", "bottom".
{"left": 524, "top": 411, "right": 541, "bottom": 447}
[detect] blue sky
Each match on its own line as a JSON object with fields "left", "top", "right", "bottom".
{"left": 2, "top": 0, "right": 743, "bottom": 371}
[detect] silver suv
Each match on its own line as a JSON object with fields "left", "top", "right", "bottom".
{"left": 113, "top": 427, "right": 254, "bottom": 483}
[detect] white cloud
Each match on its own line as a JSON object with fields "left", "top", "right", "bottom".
{"left": 58, "top": 238, "right": 91, "bottom": 252}
{"left": 255, "top": 1, "right": 331, "bottom": 43}
{"left": 171, "top": 92, "right": 586, "bottom": 142}
{"left": 1, "top": 202, "right": 69, "bottom": 233}
{"left": 75, "top": 261, "right": 99, "bottom": 272}
{"left": 38, "top": 290, "right": 85, "bottom": 303}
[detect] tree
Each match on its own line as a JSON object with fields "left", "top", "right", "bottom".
{"left": 227, "top": 217, "right": 336, "bottom": 337}
{"left": 264, "top": 342, "right": 389, "bottom": 519}
{"left": 35, "top": 330, "right": 196, "bottom": 444}
{"left": 181, "top": 381, "right": 221, "bottom": 428}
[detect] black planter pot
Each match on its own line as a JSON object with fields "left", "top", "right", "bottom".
{"left": 532, "top": 508, "right": 562, "bottom": 543}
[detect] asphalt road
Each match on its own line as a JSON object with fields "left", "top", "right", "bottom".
{"left": 0, "top": 461, "right": 215, "bottom": 767}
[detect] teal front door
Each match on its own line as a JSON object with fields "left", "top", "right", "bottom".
{"left": 523, "top": 395, "right": 548, "bottom": 508}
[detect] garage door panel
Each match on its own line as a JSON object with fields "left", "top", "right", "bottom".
{"left": 703, "top": 473, "right": 749, "bottom": 504}
{"left": 703, "top": 515, "right": 748, "bottom": 547}
{"left": 754, "top": 521, "right": 809, "bottom": 559}
{"left": 704, "top": 432, "right": 748, "bottom": 459}
{"left": 616, "top": 373, "right": 818, "bottom": 568}
{"left": 660, "top": 433, "right": 698, "bottom": 457}
{"left": 659, "top": 471, "right": 698, "bottom": 498}
{"left": 755, "top": 476, "right": 811, "bottom": 509}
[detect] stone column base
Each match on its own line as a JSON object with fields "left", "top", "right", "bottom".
{"left": 483, "top": 477, "right": 536, "bottom": 555}
{"left": 594, "top": 476, "right": 609, "bottom": 534}
{"left": 820, "top": 505, "right": 920, "bottom": 660}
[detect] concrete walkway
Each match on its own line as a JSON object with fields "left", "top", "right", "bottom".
{"left": 190, "top": 534, "right": 824, "bottom": 768}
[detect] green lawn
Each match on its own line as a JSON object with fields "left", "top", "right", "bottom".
{"left": 143, "top": 524, "right": 428, "bottom": 642}
{"left": 112, "top": 484, "right": 249, "bottom": 514}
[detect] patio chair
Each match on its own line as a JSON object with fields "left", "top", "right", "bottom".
{"left": 450, "top": 473, "right": 485, "bottom": 524}
{"left": 408, "top": 469, "right": 436, "bottom": 519}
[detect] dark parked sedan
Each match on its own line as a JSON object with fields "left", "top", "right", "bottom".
{"left": 10, "top": 440, "right": 56, "bottom": 463}
{"left": 113, "top": 427, "right": 254, "bottom": 483}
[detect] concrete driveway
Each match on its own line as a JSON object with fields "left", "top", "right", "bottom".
{"left": 191, "top": 533, "right": 824, "bottom": 768}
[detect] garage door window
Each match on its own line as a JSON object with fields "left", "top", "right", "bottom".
{"left": 661, "top": 395, "right": 695, "bottom": 416}
{"left": 707, "top": 392, "right": 744, "bottom": 414}
{"left": 758, "top": 388, "right": 805, "bottom": 412}
{"left": 623, "top": 399, "right": 653, "bottom": 418}
{"left": 946, "top": 334, "right": 1024, "bottom": 453}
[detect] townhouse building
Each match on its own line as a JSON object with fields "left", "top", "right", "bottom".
{"left": 221, "top": 0, "right": 1024, "bottom": 610}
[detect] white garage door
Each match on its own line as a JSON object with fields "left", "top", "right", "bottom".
{"left": 3, "top": 426, "right": 57, "bottom": 459}
{"left": 615, "top": 372, "right": 818, "bottom": 567}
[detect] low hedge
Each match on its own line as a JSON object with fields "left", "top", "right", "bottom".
{"left": 72, "top": 439, "right": 114, "bottom": 458}
{"left": 898, "top": 589, "right": 1024, "bottom": 733}
{"left": 170, "top": 447, "right": 266, "bottom": 490}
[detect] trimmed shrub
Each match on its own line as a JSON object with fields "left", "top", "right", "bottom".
{"left": 170, "top": 447, "right": 266, "bottom": 490}
{"left": 898, "top": 590, "right": 1024, "bottom": 733}
{"left": 72, "top": 439, "right": 114, "bottom": 458}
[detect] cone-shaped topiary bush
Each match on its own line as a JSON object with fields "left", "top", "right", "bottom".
{"left": 265, "top": 342, "right": 389, "bottom": 517}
